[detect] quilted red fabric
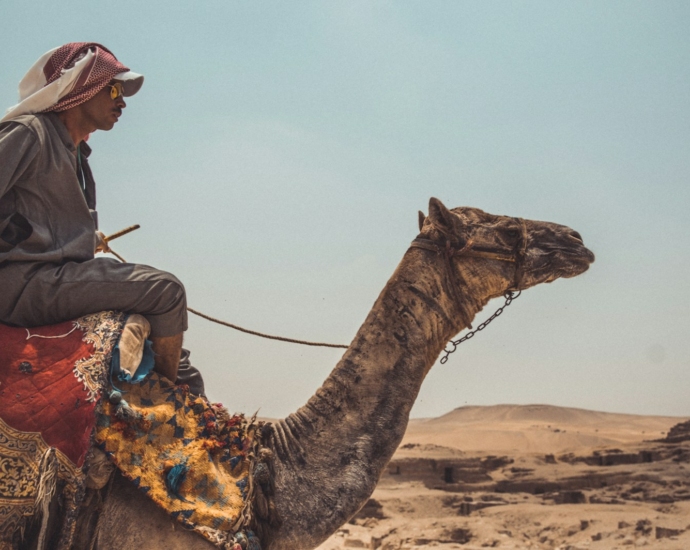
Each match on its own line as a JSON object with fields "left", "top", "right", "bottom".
{"left": 1, "top": 319, "right": 106, "bottom": 467}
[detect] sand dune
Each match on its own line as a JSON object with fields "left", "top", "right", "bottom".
{"left": 403, "top": 404, "right": 684, "bottom": 454}
{"left": 317, "top": 404, "right": 690, "bottom": 549}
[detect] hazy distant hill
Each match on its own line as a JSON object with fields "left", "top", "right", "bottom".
{"left": 402, "top": 404, "right": 688, "bottom": 454}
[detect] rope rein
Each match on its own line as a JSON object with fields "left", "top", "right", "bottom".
{"left": 101, "top": 229, "right": 348, "bottom": 349}
{"left": 102, "top": 222, "right": 525, "bottom": 355}
{"left": 186, "top": 307, "right": 348, "bottom": 349}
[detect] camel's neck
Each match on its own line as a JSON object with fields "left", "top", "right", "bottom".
{"left": 263, "top": 249, "right": 493, "bottom": 549}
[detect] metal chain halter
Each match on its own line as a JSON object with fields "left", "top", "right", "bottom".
{"left": 439, "top": 289, "right": 520, "bottom": 364}
{"left": 409, "top": 216, "right": 527, "bottom": 364}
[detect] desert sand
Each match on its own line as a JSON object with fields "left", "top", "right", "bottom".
{"left": 315, "top": 405, "right": 690, "bottom": 550}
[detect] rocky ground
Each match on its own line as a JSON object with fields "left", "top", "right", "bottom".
{"left": 315, "top": 406, "right": 690, "bottom": 550}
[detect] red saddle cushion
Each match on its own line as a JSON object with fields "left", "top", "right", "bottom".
{"left": 0, "top": 312, "right": 124, "bottom": 467}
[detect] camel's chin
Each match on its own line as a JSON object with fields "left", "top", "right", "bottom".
{"left": 543, "top": 248, "right": 595, "bottom": 282}
{"left": 566, "top": 250, "right": 596, "bottom": 277}
{"left": 558, "top": 261, "right": 593, "bottom": 280}
{"left": 527, "top": 261, "right": 592, "bottom": 287}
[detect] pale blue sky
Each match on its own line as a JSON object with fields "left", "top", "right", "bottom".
{"left": 2, "top": 1, "right": 689, "bottom": 418}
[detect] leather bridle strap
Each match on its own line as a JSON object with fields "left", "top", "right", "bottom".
{"left": 408, "top": 217, "right": 528, "bottom": 291}
{"left": 407, "top": 218, "right": 528, "bottom": 363}
{"left": 511, "top": 217, "right": 528, "bottom": 290}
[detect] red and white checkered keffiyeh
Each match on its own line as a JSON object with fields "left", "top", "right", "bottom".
{"left": 2, "top": 42, "right": 143, "bottom": 123}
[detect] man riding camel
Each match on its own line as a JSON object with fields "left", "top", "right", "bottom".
{"left": 0, "top": 42, "right": 203, "bottom": 395}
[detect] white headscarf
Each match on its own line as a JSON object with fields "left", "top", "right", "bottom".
{"left": 2, "top": 43, "right": 143, "bottom": 123}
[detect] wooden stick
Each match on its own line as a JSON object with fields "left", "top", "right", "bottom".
{"left": 104, "top": 224, "right": 140, "bottom": 243}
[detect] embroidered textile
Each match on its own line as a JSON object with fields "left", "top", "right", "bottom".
{"left": 94, "top": 375, "right": 262, "bottom": 549}
{"left": 0, "top": 311, "right": 124, "bottom": 548}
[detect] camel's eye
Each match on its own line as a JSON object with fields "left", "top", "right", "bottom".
{"left": 506, "top": 229, "right": 520, "bottom": 239}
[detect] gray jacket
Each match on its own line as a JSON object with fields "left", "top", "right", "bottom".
{"left": 0, "top": 112, "right": 98, "bottom": 266}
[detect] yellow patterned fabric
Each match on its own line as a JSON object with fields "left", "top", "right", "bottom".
{"left": 94, "top": 373, "right": 262, "bottom": 549}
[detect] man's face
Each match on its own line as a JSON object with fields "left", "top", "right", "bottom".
{"left": 78, "top": 81, "right": 126, "bottom": 132}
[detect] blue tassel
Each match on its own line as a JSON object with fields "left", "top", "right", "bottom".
{"left": 110, "top": 391, "right": 141, "bottom": 423}
{"left": 114, "top": 397, "right": 142, "bottom": 422}
{"left": 165, "top": 463, "right": 188, "bottom": 499}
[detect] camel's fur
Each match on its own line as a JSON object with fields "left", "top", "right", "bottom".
{"left": 90, "top": 198, "right": 594, "bottom": 550}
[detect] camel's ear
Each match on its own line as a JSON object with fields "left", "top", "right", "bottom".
{"left": 418, "top": 211, "right": 426, "bottom": 231}
{"left": 427, "top": 197, "right": 455, "bottom": 232}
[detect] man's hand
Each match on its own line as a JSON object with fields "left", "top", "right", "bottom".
{"left": 95, "top": 231, "right": 110, "bottom": 253}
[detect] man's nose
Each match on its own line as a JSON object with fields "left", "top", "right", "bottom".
{"left": 116, "top": 97, "right": 126, "bottom": 109}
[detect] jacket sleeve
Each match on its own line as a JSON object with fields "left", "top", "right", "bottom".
{"left": 0, "top": 122, "right": 40, "bottom": 200}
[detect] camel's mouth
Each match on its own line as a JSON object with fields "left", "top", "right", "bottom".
{"left": 564, "top": 245, "right": 595, "bottom": 276}
{"left": 528, "top": 242, "right": 595, "bottom": 286}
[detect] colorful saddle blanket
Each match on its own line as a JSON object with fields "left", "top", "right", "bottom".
{"left": 0, "top": 311, "right": 123, "bottom": 548}
{"left": 95, "top": 375, "right": 263, "bottom": 549}
{"left": 0, "top": 311, "right": 265, "bottom": 550}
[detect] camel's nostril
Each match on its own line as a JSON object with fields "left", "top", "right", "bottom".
{"left": 571, "top": 231, "right": 583, "bottom": 242}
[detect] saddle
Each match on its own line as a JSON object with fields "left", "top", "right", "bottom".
{"left": 0, "top": 312, "right": 271, "bottom": 550}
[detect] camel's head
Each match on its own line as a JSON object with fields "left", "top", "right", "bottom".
{"left": 417, "top": 198, "right": 595, "bottom": 296}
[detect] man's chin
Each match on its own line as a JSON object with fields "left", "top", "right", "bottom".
{"left": 98, "top": 121, "right": 117, "bottom": 131}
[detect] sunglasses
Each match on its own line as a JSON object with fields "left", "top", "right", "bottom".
{"left": 108, "top": 82, "right": 125, "bottom": 100}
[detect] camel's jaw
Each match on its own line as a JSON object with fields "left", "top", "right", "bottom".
{"left": 561, "top": 244, "right": 596, "bottom": 278}
{"left": 540, "top": 249, "right": 595, "bottom": 285}
{"left": 521, "top": 228, "right": 595, "bottom": 288}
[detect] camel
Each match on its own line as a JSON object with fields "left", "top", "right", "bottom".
{"left": 89, "top": 198, "right": 595, "bottom": 550}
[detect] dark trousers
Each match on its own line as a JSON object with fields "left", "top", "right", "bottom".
{"left": 1, "top": 258, "right": 204, "bottom": 395}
